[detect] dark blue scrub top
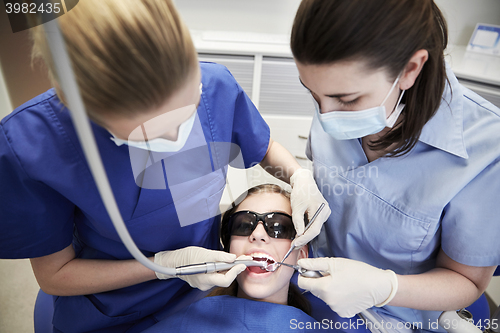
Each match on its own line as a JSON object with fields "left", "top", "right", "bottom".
{"left": 0, "top": 62, "right": 270, "bottom": 332}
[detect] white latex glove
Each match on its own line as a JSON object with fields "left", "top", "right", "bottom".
{"left": 297, "top": 257, "right": 398, "bottom": 318}
{"left": 290, "top": 168, "right": 331, "bottom": 247}
{"left": 154, "top": 246, "right": 248, "bottom": 291}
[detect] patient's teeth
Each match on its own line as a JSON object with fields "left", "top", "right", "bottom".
{"left": 250, "top": 252, "right": 276, "bottom": 263}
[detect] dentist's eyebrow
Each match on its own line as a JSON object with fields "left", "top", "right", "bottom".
{"left": 298, "top": 77, "right": 359, "bottom": 98}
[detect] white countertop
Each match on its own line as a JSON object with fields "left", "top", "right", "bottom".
{"left": 191, "top": 30, "right": 500, "bottom": 87}
{"left": 446, "top": 45, "right": 500, "bottom": 86}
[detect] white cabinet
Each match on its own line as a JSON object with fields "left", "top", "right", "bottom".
{"left": 198, "top": 53, "right": 254, "bottom": 98}
{"left": 262, "top": 115, "right": 312, "bottom": 169}
{"left": 259, "top": 57, "right": 314, "bottom": 116}
{"left": 197, "top": 50, "right": 315, "bottom": 194}
{"left": 243, "top": 115, "right": 313, "bottom": 200}
{"left": 197, "top": 51, "right": 315, "bottom": 207}
{"left": 446, "top": 45, "right": 500, "bottom": 108}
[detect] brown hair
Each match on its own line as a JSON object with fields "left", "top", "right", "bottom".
{"left": 220, "top": 184, "right": 291, "bottom": 250}
{"left": 30, "top": 0, "right": 197, "bottom": 120}
{"left": 212, "top": 184, "right": 311, "bottom": 315}
{"left": 291, "top": 0, "right": 448, "bottom": 157}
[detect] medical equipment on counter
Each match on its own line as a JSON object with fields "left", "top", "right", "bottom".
{"left": 175, "top": 260, "right": 265, "bottom": 276}
{"left": 279, "top": 203, "right": 325, "bottom": 266}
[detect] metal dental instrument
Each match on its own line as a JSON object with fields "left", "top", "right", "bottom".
{"left": 279, "top": 203, "right": 326, "bottom": 266}
{"left": 175, "top": 260, "right": 266, "bottom": 276}
{"left": 276, "top": 261, "right": 328, "bottom": 278}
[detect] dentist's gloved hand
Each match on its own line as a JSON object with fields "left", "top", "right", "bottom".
{"left": 297, "top": 257, "right": 398, "bottom": 318}
{"left": 290, "top": 168, "right": 331, "bottom": 247}
{"left": 154, "top": 246, "right": 247, "bottom": 291}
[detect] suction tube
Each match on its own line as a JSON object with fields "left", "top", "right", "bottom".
{"left": 43, "top": 19, "right": 176, "bottom": 276}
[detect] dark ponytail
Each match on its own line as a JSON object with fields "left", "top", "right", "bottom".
{"left": 291, "top": 0, "right": 448, "bottom": 157}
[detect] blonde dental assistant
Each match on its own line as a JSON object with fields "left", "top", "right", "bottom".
{"left": 0, "top": 0, "right": 329, "bottom": 332}
{"left": 290, "top": 0, "right": 500, "bottom": 331}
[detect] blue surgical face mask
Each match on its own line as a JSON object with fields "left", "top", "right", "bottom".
{"left": 314, "top": 75, "right": 405, "bottom": 140}
{"left": 110, "top": 84, "right": 202, "bottom": 152}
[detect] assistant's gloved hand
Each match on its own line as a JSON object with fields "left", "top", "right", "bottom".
{"left": 297, "top": 257, "right": 398, "bottom": 318}
{"left": 290, "top": 168, "right": 331, "bottom": 247}
{"left": 154, "top": 246, "right": 247, "bottom": 291}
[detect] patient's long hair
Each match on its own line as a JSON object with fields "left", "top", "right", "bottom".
{"left": 209, "top": 184, "right": 312, "bottom": 316}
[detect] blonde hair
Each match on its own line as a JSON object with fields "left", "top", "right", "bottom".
{"left": 31, "top": 0, "right": 198, "bottom": 118}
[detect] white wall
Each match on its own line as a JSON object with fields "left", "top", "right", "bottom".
{"left": 0, "top": 64, "right": 12, "bottom": 119}
{"left": 175, "top": 0, "right": 301, "bottom": 35}
{"left": 435, "top": 0, "right": 500, "bottom": 46}
{"left": 176, "top": 0, "right": 500, "bottom": 47}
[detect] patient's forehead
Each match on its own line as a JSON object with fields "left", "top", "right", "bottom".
{"left": 236, "top": 192, "right": 292, "bottom": 215}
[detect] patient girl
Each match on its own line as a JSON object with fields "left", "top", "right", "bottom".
{"left": 143, "top": 185, "right": 316, "bottom": 332}
{"left": 212, "top": 184, "right": 310, "bottom": 312}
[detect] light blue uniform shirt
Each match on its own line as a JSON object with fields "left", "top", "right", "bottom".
{"left": 307, "top": 66, "right": 500, "bottom": 331}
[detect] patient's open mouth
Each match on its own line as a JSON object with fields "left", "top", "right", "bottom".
{"left": 249, "top": 253, "right": 276, "bottom": 273}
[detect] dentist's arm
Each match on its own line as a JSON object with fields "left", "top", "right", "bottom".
{"left": 31, "top": 244, "right": 244, "bottom": 296}
{"left": 297, "top": 249, "right": 497, "bottom": 318}
{"left": 260, "top": 139, "right": 331, "bottom": 246}
{"left": 30, "top": 244, "right": 157, "bottom": 296}
{"left": 259, "top": 138, "right": 302, "bottom": 183}
{"left": 390, "top": 248, "right": 496, "bottom": 310}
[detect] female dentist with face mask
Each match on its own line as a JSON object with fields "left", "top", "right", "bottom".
{"left": 290, "top": 0, "right": 500, "bottom": 331}
{"left": 0, "top": 0, "right": 330, "bottom": 331}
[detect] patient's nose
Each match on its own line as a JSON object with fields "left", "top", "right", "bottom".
{"left": 250, "top": 222, "right": 269, "bottom": 243}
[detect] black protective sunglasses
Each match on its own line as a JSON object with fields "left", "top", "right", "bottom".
{"left": 227, "top": 210, "right": 296, "bottom": 240}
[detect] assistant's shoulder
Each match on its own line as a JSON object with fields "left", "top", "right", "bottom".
{"left": 462, "top": 85, "right": 500, "bottom": 119}
{"left": 2, "top": 88, "right": 57, "bottom": 119}
{"left": 199, "top": 61, "right": 240, "bottom": 92}
{"left": 1, "top": 88, "right": 58, "bottom": 125}
{"left": 0, "top": 88, "right": 69, "bottom": 165}
{"left": 455, "top": 80, "right": 500, "bottom": 163}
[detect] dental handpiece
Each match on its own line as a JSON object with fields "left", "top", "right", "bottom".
{"left": 175, "top": 260, "right": 266, "bottom": 276}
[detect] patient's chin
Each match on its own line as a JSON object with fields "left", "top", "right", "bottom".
{"left": 237, "top": 283, "right": 283, "bottom": 302}
{"left": 236, "top": 268, "right": 293, "bottom": 303}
